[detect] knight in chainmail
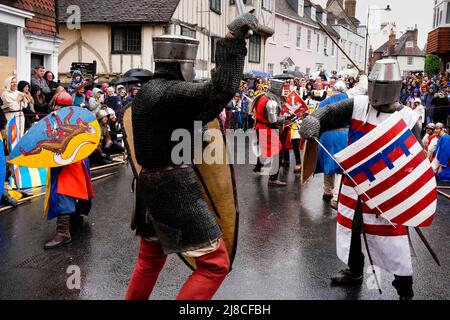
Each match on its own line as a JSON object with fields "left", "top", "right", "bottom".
{"left": 125, "top": 13, "right": 258, "bottom": 301}
{"left": 252, "top": 80, "right": 296, "bottom": 186}
{"left": 300, "top": 59, "right": 423, "bottom": 300}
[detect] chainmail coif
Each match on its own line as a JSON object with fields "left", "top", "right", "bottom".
{"left": 132, "top": 35, "right": 247, "bottom": 166}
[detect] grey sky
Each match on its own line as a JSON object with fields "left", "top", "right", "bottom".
{"left": 315, "top": 0, "right": 434, "bottom": 49}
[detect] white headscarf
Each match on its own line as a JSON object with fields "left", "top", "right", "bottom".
{"left": 3, "top": 76, "right": 16, "bottom": 92}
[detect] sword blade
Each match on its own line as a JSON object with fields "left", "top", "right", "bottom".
{"left": 415, "top": 227, "right": 441, "bottom": 266}
{"left": 235, "top": 0, "right": 246, "bottom": 16}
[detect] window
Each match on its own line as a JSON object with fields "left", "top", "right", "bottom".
{"left": 285, "top": 22, "right": 290, "bottom": 46}
{"left": 331, "top": 42, "right": 335, "bottom": 56}
{"left": 296, "top": 26, "right": 302, "bottom": 48}
{"left": 211, "top": 36, "right": 220, "bottom": 62}
{"left": 324, "top": 36, "right": 328, "bottom": 54}
{"left": 407, "top": 57, "right": 414, "bottom": 65}
{"left": 298, "top": 0, "right": 304, "bottom": 16}
{"left": 307, "top": 30, "right": 312, "bottom": 50}
{"left": 268, "top": 63, "right": 274, "bottom": 75}
{"left": 316, "top": 33, "right": 320, "bottom": 53}
{"left": 406, "top": 41, "right": 413, "bottom": 48}
{"left": 210, "top": 0, "right": 221, "bottom": 14}
{"left": 262, "top": 0, "right": 273, "bottom": 11}
{"left": 447, "top": 3, "right": 450, "bottom": 24}
{"left": 0, "top": 23, "right": 17, "bottom": 57}
{"left": 181, "top": 26, "right": 196, "bottom": 39}
{"left": 112, "top": 26, "right": 141, "bottom": 54}
{"left": 348, "top": 41, "right": 352, "bottom": 56}
{"left": 311, "top": 7, "right": 316, "bottom": 21}
{"left": 322, "top": 13, "right": 327, "bottom": 25}
{"left": 249, "top": 34, "right": 261, "bottom": 63}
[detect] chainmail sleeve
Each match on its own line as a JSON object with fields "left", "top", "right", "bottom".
{"left": 301, "top": 98, "right": 354, "bottom": 139}
{"left": 158, "top": 36, "right": 247, "bottom": 122}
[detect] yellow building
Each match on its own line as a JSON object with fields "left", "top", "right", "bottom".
{"left": 57, "top": 0, "right": 275, "bottom": 83}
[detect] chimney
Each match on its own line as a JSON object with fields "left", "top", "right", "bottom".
{"left": 413, "top": 25, "right": 418, "bottom": 45}
{"left": 388, "top": 31, "right": 396, "bottom": 56}
{"left": 345, "top": 0, "right": 356, "bottom": 18}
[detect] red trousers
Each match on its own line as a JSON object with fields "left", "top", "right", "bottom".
{"left": 125, "top": 238, "right": 230, "bottom": 300}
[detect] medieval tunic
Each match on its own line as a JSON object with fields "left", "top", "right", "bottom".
{"left": 436, "top": 134, "right": 450, "bottom": 181}
{"left": 337, "top": 96, "right": 419, "bottom": 277}
{"left": 255, "top": 95, "right": 282, "bottom": 158}
{"left": 45, "top": 159, "right": 94, "bottom": 221}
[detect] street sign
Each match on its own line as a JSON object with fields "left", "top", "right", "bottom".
{"left": 70, "top": 61, "right": 97, "bottom": 77}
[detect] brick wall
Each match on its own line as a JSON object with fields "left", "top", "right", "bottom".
{"left": 0, "top": 0, "right": 57, "bottom": 36}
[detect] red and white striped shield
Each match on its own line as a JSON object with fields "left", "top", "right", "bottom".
{"left": 334, "top": 112, "right": 437, "bottom": 227}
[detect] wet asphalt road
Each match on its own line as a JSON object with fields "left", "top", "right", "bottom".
{"left": 0, "top": 148, "right": 449, "bottom": 300}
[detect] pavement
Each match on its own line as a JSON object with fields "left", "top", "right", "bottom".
{"left": 0, "top": 154, "right": 449, "bottom": 300}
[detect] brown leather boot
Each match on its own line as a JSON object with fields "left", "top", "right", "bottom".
{"left": 44, "top": 215, "right": 72, "bottom": 250}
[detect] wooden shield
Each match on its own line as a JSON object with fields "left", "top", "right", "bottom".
{"left": 301, "top": 139, "right": 319, "bottom": 185}
{"left": 121, "top": 104, "right": 141, "bottom": 231}
{"left": 181, "top": 119, "right": 239, "bottom": 271}
{"left": 122, "top": 107, "right": 239, "bottom": 271}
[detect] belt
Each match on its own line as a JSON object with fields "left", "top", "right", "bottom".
{"left": 142, "top": 164, "right": 193, "bottom": 173}
{"left": 256, "top": 120, "right": 279, "bottom": 129}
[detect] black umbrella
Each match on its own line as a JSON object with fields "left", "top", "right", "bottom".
{"left": 124, "top": 68, "right": 153, "bottom": 83}
{"left": 115, "top": 76, "right": 141, "bottom": 85}
{"left": 109, "top": 79, "right": 119, "bottom": 86}
{"left": 291, "top": 70, "right": 305, "bottom": 78}
{"left": 273, "top": 73, "right": 294, "bottom": 80}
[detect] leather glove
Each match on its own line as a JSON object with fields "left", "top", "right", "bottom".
{"left": 227, "top": 13, "right": 259, "bottom": 40}
{"left": 300, "top": 116, "right": 321, "bottom": 140}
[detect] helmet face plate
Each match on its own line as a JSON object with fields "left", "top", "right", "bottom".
{"left": 269, "top": 79, "right": 284, "bottom": 97}
{"left": 153, "top": 36, "right": 199, "bottom": 82}
{"left": 368, "top": 59, "right": 403, "bottom": 107}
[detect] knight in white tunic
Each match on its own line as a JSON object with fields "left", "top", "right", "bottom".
{"left": 301, "top": 59, "right": 423, "bottom": 300}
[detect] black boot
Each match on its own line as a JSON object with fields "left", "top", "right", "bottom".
{"left": 331, "top": 269, "right": 364, "bottom": 285}
{"left": 393, "top": 276, "right": 414, "bottom": 300}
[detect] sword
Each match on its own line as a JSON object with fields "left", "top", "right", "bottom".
{"left": 415, "top": 227, "right": 441, "bottom": 266}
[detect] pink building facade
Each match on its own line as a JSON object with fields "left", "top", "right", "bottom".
{"left": 266, "top": 0, "right": 319, "bottom": 76}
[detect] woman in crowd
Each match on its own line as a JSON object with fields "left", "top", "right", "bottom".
{"left": 106, "top": 87, "right": 123, "bottom": 122}
{"left": 44, "top": 71, "right": 59, "bottom": 103}
{"left": 18, "top": 81, "right": 37, "bottom": 130}
{"left": 1, "top": 77, "right": 25, "bottom": 139}
{"left": 302, "top": 83, "right": 315, "bottom": 101}
{"left": 125, "top": 87, "right": 140, "bottom": 105}
{"left": 88, "top": 88, "right": 105, "bottom": 115}
{"left": 313, "top": 83, "right": 327, "bottom": 102}
{"left": 31, "top": 85, "right": 50, "bottom": 119}
{"left": 116, "top": 85, "right": 129, "bottom": 106}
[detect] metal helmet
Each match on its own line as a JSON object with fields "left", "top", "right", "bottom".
{"left": 153, "top": 35, "right": 199, "bottom": 82}
{"left": 269, "top": 79, "right": 285, "bottom": 97}
{"left": 368, "top": 59, "right": 403, "bottom": 107}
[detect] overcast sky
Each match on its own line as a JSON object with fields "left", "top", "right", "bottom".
{"left": 314, "top": 0, "right": 434, "bottom": 49}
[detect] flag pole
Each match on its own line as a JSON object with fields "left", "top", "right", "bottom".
{"left": 313, "top": 138, "right": 395, "bottom": 227}
{"left": 314, "top": 138, "right": 441, "bottom": 267}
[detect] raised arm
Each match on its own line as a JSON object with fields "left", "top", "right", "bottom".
{"left": 300, "top": 98, "right": 354, "bottom": 140}
{"left": 159, "top": 13, "right": 258, "bottom": 120}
